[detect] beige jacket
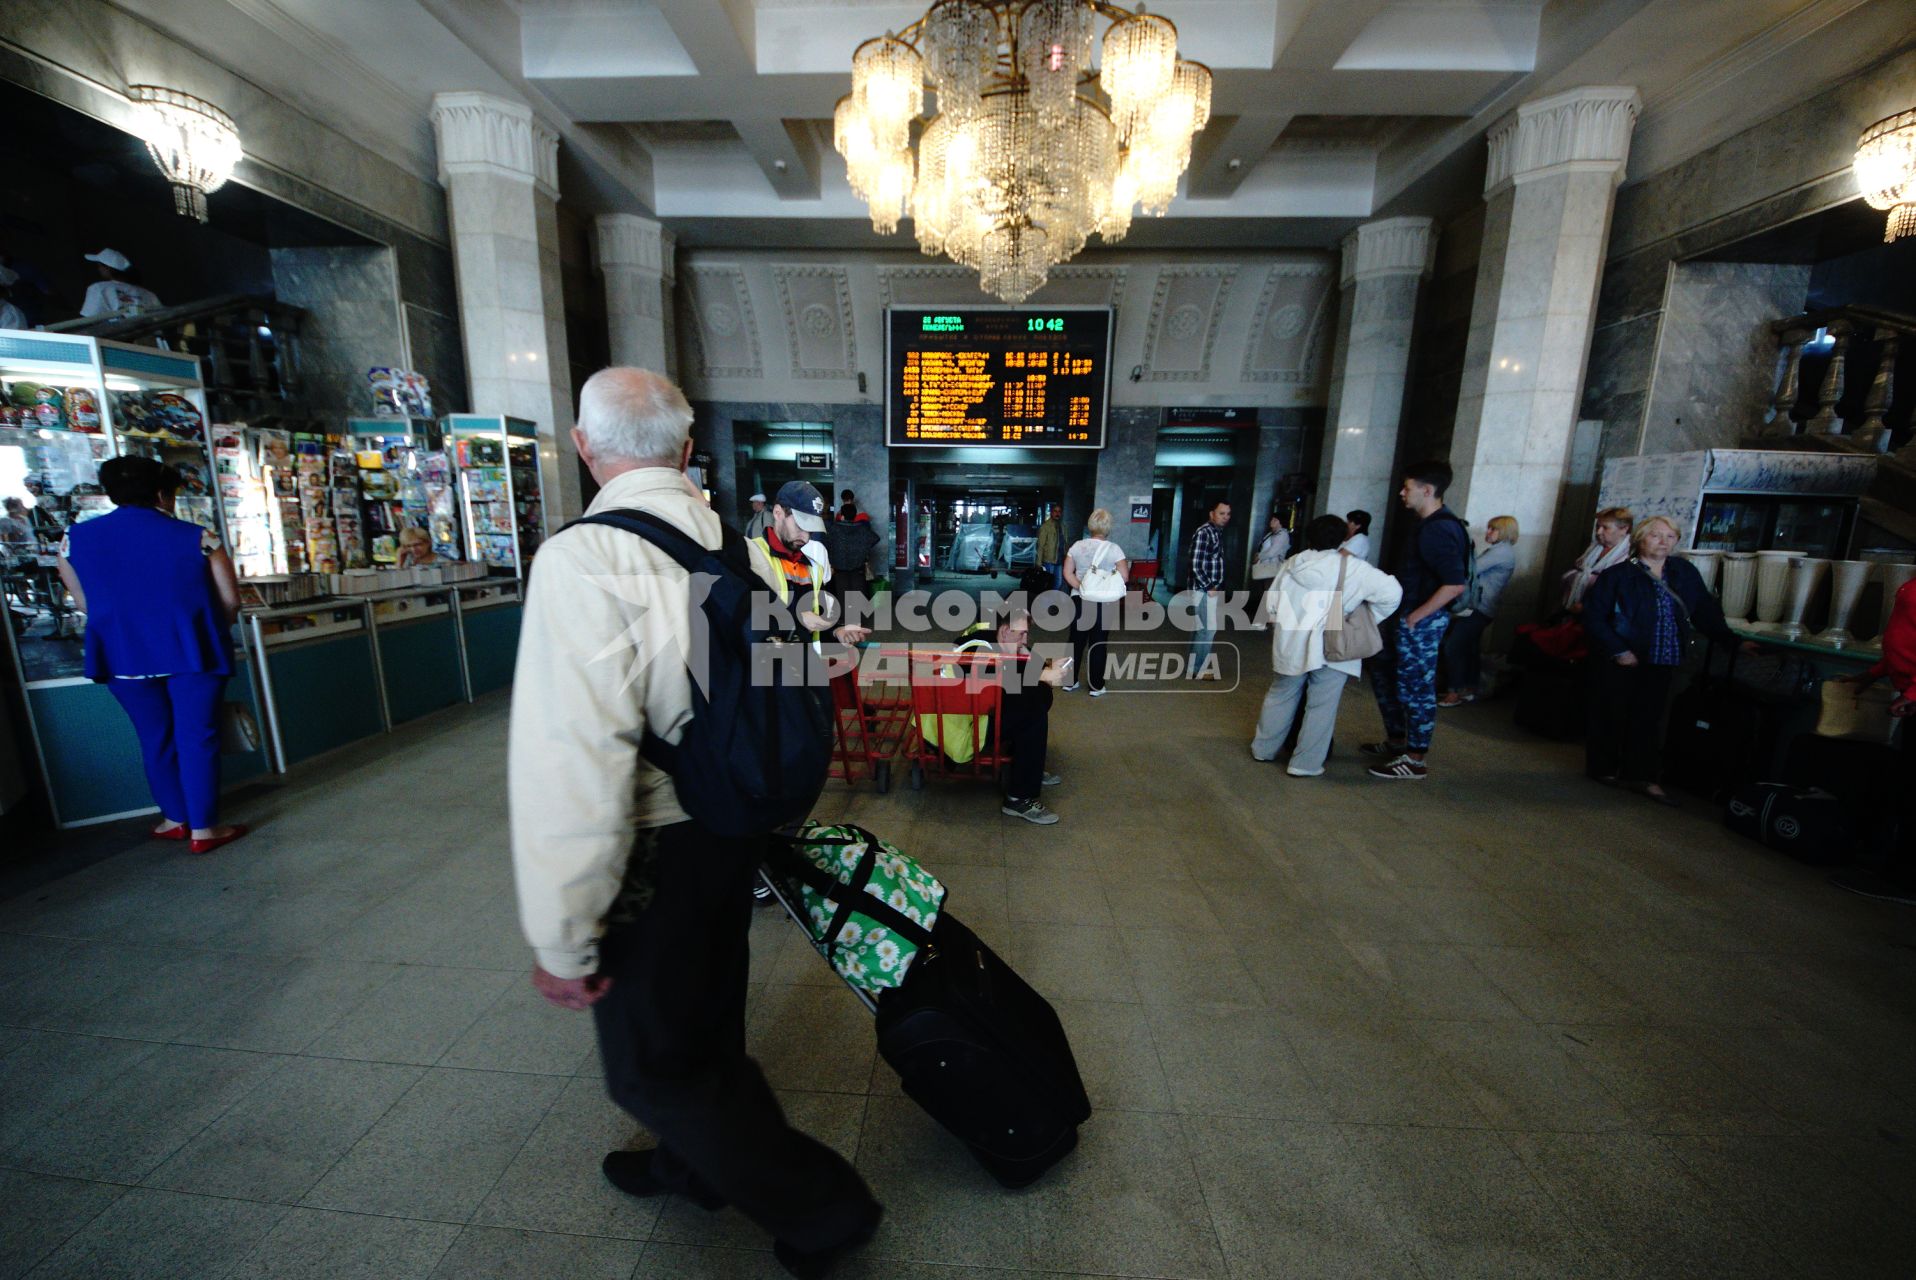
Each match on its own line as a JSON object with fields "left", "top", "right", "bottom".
{"left": 509, "top": 466, "right": 781, "bottom": 979}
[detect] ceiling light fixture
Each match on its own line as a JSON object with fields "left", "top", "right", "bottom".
{"left": 128, "top": 85, "right": 241, "bottom": 223}
{"left": 1856, "top": 108, "right": 1916, "bottom": 242}
{"left": 835, "top": 0, "right": 1210, "bottom": 303}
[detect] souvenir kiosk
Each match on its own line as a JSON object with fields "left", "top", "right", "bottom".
{"left": 0, "top": 330, "right": 271, "bottom": 826}
{"left": 445, "top": 415, "right": 542, "bottom": 696}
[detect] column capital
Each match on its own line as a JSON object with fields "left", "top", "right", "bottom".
{"left": 593, "top": 213, "right": 673, "bottom": 278}
{"left": 1485, "top": 86, "right": 1641, "bottom": 196}
{"left": 1341, "top": 216, "right": 1436, "bottom": 287}
{"left": 430, "top": 91, "right": 560, "bottom": 199}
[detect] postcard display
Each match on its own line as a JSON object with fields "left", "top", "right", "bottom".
{"left": 445, "top": 416, "right": 542, "bottom": 695}
{"left": 0, "top": 330, "right": 271, "bottom": 826}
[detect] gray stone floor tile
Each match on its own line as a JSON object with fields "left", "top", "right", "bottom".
{"left": 1023, "top": 1108, "right": 1224, "bottom": 1278}
{"left": 142, "top": 1057, "right": 423, "bottom": 1204}
{"left": 1146, "top": 1002, "right": 1327, "bottom": 1121}
{"left": 1051, "top": 999, "right": 1172, "bottom": 1112}
{"left": 426, "top": 1226, "right": 645, "bottom": 1280}
{"left": 0, "top": 939, "right": 179, "bottom": 1032}
{"left": 1341, "top": 1125, "right": 1630, "bottom": 1278}
{"left": 1659, "top": 1134, "right": 1916, "bottom": 1280}
{"left": 22, "top": 1186, "right": 286, "bottom": 1280}
{"left": 1237, "top": 929, "right": 1400, "bottom": 1019}
{"left": 50, "top": 949, "right": 267, "bottom": 1043}
{"left": 1505, "top": 1131, "right": 1791, "bottom": 1279}
{"left": 222, "top": 1207, "right": 460, "bottom": 1280}
{"left": 0, "top": 1169, "right": 124, "bottom": 1280}
{"left": 1416, "top": 1021, "right": 1635, "bottom": 1133}
{"left": 1003, "top": 925, "right": 1141, "bottom": 1003}
{"left": 173, "top": 958, "right": 400, "bottom": 1055}
{"left": 1004, "top": 869, "right": 1115, "bottom": 927}
{"left": 5, "top": 1042, "right": 283, "bottom": 1183}
{"left": 470, "top": 1075, "right": 661, "bottom": 1240}
{"left": 651, "top": 1090, "right": 867, "bottom": 1248}
{"left": 1345, "top": 941, "right": 1529, "bottom": 1021}
{"left": 1181, "top": 1114, "right": 1419, "bottom": 1279}
{"left": 1118, "top": 925, "right": 1260, "bottom": 1008}
{"left": 851, "top": 1095, "right": 1031, "bottom": 1268}
{"left": 1462, "top": 946, "right": 1643, "bottom": 1025}
{"left": 1550, "top": 1023, "right": 1791, "bottom": 1135}
{"left": 0, "top": 1031, "right": 163, "bottom": 1152}
{"left": 303, "top": 965, "right": 515, "bottom": 1066}
{"left": 1667, "top": 1020, "right": 1916, "bottom": 1136}
{"left": 300, "top": 1067, "right": 564, "bottom": 1221}
{"left": 633, "top": 1242, "right": 784, "bottom": 1280}
{"left": 1284, "top": 1013, "right": 1490, "bottom": 1127}
{"left": 745, "top": 983, "right": 875, "bottom": 1093}
{"left": 438, "top": 978, "right": 598, "bottom": 1076}
{"left": 1102, "top": 879, "right": 1219, "bottom": 930}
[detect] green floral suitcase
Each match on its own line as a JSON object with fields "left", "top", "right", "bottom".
{"left": 782, "top": 822, "right": 947, "bottom": 992}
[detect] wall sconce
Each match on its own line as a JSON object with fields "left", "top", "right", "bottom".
{"left": 129, "top": 85, "right": 242, "bottom": 223}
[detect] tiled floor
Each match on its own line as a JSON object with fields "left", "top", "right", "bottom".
{"left": 3, "top": 658, "right": 1915, "bottom": 1279}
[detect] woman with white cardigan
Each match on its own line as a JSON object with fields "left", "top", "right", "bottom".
{"left": 1251, "top": 514, "right": 1404, "bottom": 776}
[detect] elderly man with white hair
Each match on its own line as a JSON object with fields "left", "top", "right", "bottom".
{"left": 509, "top": 367, "right": 881, "bottom": 1277}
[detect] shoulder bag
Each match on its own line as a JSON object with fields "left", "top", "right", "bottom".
{"left": 1078, "top": 541, "right": 1127, "bottom": 603}
{"left": 1322, "top": 554, "right": 1384, "bottom": 662}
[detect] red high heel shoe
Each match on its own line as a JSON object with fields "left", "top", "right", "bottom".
{"left": 189, "top": 824, "right": 249, "bottom": 855}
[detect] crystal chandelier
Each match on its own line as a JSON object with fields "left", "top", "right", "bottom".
{"left": 129, "top": 85, "right": 243, "bottom": 223}
{"left": 1856, "top": 109, "right": 1916, "bottom": 243}
{"left": 836, "top": 1, "right": 1211, "bottom": 303}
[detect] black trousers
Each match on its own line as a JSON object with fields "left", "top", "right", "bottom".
{"left": 1585, "top": 661, "right": 1676, "bottom": 783}
{"left": 997, "top": 681, "right": 1052, "bottom": 800}
{"left": 592, "top": 821, "right": 878, "bottom": 1251}
{"left": 1072, "top": 598, "right": 1115, "bottom": 692}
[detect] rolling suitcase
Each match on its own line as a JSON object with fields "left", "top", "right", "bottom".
{"left": 763, "top": 830, "right": 1090, "bottom": 1188}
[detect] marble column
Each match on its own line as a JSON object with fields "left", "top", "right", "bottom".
{"left": 1448, "top": 86, "right": 1640, "bottom": 623}
{"left": 430, "top": 91, "right": 583, "bottom": 522}
{"left": 1093, "top": 408, "right": 1161, "bottom": 563}
{"left": 593, "top": 213, "right": 678, "bottom": 379}
{"left": 1316, "top": 217, "right": 1434, "bottom": 564}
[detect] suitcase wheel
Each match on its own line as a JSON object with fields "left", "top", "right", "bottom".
{"left": 909, "top": 764, "right": 925, "bottom": 791}
{"left": 875, "top": 761, "right": 892, "bottom": 794}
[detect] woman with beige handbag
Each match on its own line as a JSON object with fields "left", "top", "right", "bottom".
{"left": 1251, "top": 515, "right": 1403, "bottom": 776}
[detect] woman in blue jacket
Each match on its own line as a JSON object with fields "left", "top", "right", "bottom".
{"left": 58, "top": 456, "right": 247, "bottom": 853}
{"left": 1581, "top": 515, "right": 1756, "bottom": 803}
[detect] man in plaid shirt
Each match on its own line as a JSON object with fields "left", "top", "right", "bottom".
{"left": 1187, "top": 500, "right": 1231, "bottom": 678}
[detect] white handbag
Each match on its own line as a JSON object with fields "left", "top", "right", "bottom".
{"left": 1078, "top": 542, "right": 1127, "bottom": 603}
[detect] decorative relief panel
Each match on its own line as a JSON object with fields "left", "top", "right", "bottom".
{"left": 1139, "top": 266, "right": 1235, "bottom": 382}
{"left": 1242, "top": 263, "right": 1335, "bottom": 385}
{"left": 684, "top": 266, "right": 761, "bottom": 379}
{"left": 876, "top": 263, "right": 1128, "bottom": 310}
{"left": 773, "top": 266, "right": 857, "bottom": 380}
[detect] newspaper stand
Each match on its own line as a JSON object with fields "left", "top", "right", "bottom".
{"left": 900, "top": 648, "right": 1012, "bottom": 792}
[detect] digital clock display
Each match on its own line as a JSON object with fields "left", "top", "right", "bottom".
{"left": 887, "top": 307, "right": 1111, "bottom": 449}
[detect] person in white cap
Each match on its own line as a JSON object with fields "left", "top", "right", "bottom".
{"left": 0, "top": 267, "right": 25, "bottom": 332}
{"left": 744, "top": 492, "right": 771, "bottom": 540}
{"left": 80, "top": 249, "right": 162, "bottom": 320}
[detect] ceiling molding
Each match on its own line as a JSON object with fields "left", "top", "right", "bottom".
{"left": 1140, "top": 265, "right": 1239, "bottom": 383}
{"left": 1643, "top": 0, "right": 1877, "bottom": 115}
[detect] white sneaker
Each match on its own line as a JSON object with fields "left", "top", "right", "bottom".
{"left": 1062, "top": 681, "right": 1081, "bottom": 693}
{"left": 1286, "top": 766, "right": 1325, "bottom": 778}
{"left": 1001, "top": 798, "right": 1060, "bottom": 825}
{"left": 1088, "top": 687, "right": 1108, "bottom": 698}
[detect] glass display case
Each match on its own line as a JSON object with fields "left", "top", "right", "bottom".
{"left": 0, "top": 329, "right": 269, "bottom": 826}
{"left": 448, "top": 415, "right": 543, "bottom": 576}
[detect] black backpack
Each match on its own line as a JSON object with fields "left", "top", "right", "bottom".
{"left": 1725, "top": 782, "right": 1852, "bottom": 865}
{"left": 570, "top": 509, "right": 832, "bottom": 838}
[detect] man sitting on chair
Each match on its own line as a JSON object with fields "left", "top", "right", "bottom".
{"left": 954, "top": 607, "right": 1067, "bottom": 826}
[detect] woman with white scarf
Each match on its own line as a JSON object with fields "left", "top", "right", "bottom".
{"left": 1561, "top": 507, "right": 1632, "bottom": 612}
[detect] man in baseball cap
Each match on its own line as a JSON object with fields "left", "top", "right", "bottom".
{"left": 80, "top": 249, "right": 162, "bottom": 320}
{"left": 772, "top": 480, "right": 828, "bottom": 539}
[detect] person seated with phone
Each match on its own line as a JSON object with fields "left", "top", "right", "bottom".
{"left": 953, "top": 607, "right": 1068, "bottom": 826}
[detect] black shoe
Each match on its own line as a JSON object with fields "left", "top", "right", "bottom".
{"left": 774, "top": 1204, "right": 884, "bottom": 1280}
{"left": 1359, "top": 740, "right": 1405, "bottom": 758}
{"left": 602, "top": 1150, "right": 725, "bottom": 1210}
{"left": 753, "top": 882, "right": 779, "bottom": 909}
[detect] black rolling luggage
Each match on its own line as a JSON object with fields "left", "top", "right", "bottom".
{"left": 761, "top": 837, "right": 1089, "bottom": 1189}
{"left": 1725, "top": 782, "right": 1852, "bottom": 864}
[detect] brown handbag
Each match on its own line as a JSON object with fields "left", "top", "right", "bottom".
{"left": 1322, "top": 553, "right": 1384, "bottom": 662}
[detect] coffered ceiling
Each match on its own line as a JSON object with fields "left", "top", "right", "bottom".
{"left": 103, "top": 0, "right": 1916, "bottom": 248}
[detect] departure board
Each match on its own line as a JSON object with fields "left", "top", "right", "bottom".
{"left": 886, "top": 307, "right": 1112, "bottom": 448}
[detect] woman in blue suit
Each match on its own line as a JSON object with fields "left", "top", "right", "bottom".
{"left": 57, "top": 456, "right": 247, "bottom": 854}
{"left": 1581, "top": 515, "right": 1758, "bottom": 805}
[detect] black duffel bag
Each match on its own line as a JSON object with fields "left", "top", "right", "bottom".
{"left": 1725, "top": 782, "right": 1853, "bottom": 865}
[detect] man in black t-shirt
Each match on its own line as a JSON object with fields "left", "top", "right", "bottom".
{"left": 1365, "top": 460, "right": 1471, "bottom": 781}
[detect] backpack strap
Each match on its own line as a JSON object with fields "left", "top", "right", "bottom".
{"left": 569, "top": 508, "right": 756, "bottom": 580}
